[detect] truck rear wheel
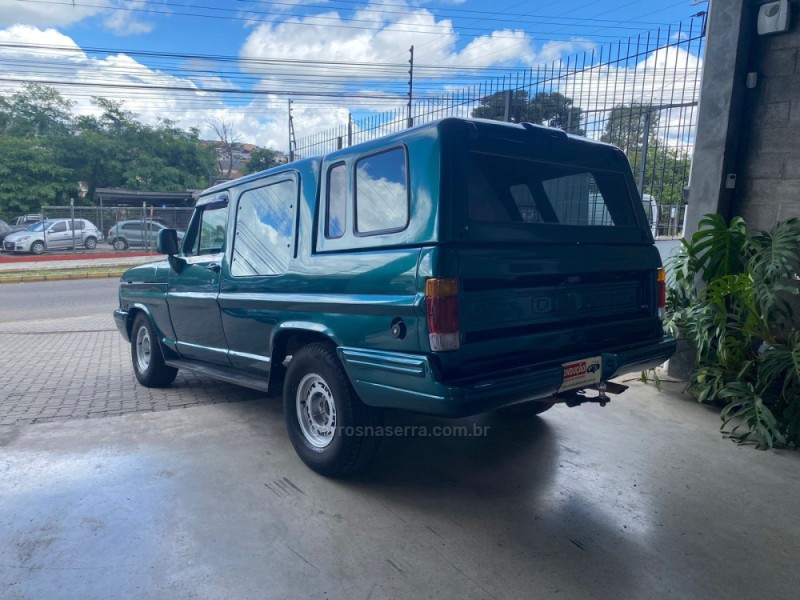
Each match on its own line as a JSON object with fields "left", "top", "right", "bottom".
{"left": 283, "top": 343, "right": 382, "bottom": 477}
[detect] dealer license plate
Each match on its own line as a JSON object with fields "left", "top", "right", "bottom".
{"left": 558, "top": 356, "right": 603, "bottom": 392}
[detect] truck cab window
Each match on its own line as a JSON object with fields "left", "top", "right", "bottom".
{"left": 186, "top": 205, "right": 228, "bottom": 256}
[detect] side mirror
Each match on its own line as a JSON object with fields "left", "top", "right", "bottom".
{"left": 157, "top": 228, "right": 180, "bottom": 255}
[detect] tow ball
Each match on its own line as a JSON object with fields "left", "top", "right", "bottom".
{"left": 563, "top": 381, "right": 628, "bottom": 408}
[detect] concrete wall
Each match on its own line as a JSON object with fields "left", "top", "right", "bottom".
{"left": 683, "top": 0, "right": 753, "bottom": 238}
{"left": 736, "top": 0, "right": 800, "bottom": 230}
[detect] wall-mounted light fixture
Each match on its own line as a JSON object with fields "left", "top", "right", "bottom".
{"left": 758, "top": 0, "right": 791, "bottom": 35}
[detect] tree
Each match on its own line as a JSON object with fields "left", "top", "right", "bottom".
{"left": 0, "top": 83, "right": 73, "bottom": 138}
{"left": 601, "top": 103, "right": 690, "bottom": 207}
{"left": 472, "top": 90, "right": 585, "bottom": 135}
{"left": 243, "top": 147, "right": 282, "bottom": 174}
{"left": 0, "top": 85, "right": 221, "bottom": 215}
{"left": 0, "top": 136, "right": 77, "bottom": 215}
{"left": 64, "top": 98, "right": 216, "bottom": 198}
{"left": 601, "top": 104, "right": 659, "bottom": 152}
{"left": 207, "top": 118, "right": 242, "bottom": 179}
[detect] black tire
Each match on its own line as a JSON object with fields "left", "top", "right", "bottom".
{"left": 497, "top": 400, "right": 555, "bottom": 417}
{"left": 113, "top": 238, "right": 128, "bottom": 251}
{"left": 283, "top": 343, "right": 382, "bottom": 477}
{"left": 30, "top": 240, "right": 45, "bottom": 255}
{"left": 84, "top": 236, "right": 97, "bottom": 250}
{"left": 131, "top": 313, "right": 178, "bottom": 387}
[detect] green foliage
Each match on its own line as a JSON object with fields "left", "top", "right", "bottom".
{"left": 244, "top": 147, "right": 282, "bottom": 175}
{"left": 601, "top": 103, "right": 657, "bottom": 150}
{"left": 601, "top": 103, "right": 691, "bottom": 208}
{"left": 668, "top": 215, "right": 800, "bottom": 449}
{"left": 0, "top": 83, "right": 73, "bottom": 138}
{"left": 0, "top": 86, "right": 219, "bottom": 216}
{"left": 471, "top": 90, "right": 585, "bottom": 135}
{"left": 0, "top": 136, "right": 77, "bottom": 213}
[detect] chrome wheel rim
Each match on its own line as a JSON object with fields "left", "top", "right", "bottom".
{"left": 85, "top": 238, "right": 96, "bottom": 249}
{"left": 296, "top": 374, "right": 336, "bottom": 448}
{"left": 135, "top": 325, "right": 152, "bottom": 373}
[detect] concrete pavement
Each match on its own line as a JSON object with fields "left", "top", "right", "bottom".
{"left": 1, "top": 382, "right": 798, "bottom": 599}
{"left": 1, "top": 279, "right": 798, "bottom": 599}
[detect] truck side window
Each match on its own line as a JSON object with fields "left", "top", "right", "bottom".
{"left": 231, "top": 178, "right": 296, "bottom": 276}
{"left": 326, "top": 163, "right": 346, "bottom": 239}
{"left": 355, "top": 147, "right": 408, "bottom": 235}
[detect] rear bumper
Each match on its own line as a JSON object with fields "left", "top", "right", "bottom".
{"left": 339, "top": 337, "right": 676, "bottom": 417}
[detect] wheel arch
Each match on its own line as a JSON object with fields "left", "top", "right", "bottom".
{"left": 126, "top": 304, "right": 179, "bottom": 360}
{"left": 126, "top": 305, "right": 162, "bottom": 342}
{"left": 268, "top": 324, "right": 340, "bottom": 394}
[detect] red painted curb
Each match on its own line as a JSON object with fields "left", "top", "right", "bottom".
{"left": 0, "top": 252, "right": 152, "bottom": 264}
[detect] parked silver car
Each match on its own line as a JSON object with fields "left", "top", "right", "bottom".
{"left": 107, "top": 219, "right": 184, "bottom": 251}
{"left": 3, "top": 218, "right": 101, "bottom": 254}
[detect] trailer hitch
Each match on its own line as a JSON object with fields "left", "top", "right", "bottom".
{"left": 562, "top": 381, "right": 629, "bottom": 408}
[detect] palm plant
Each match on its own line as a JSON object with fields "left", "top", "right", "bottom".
{"left": 666, "top": 214, "right": 800, "bottom": 449}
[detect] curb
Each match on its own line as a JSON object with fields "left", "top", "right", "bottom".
{"left": 0, "top": 269, "right": 127, "bottom": 284}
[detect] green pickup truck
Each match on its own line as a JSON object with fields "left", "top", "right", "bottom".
{"left": 114, "top": 117, "right": 675, "bottom": 476}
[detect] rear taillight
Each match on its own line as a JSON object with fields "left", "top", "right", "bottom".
{"left": 426, "top": 277, "right": 460, "bottom": 352}
{"left": 657, "top": 267, "right": 666, "bottom": 319}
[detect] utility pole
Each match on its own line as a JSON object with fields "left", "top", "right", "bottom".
{"left": 347, "top": 113, "right": 353, "bottom": 147}
{"left": 288, "top": 99, "right": 296, "bottom": 162}
{"left": 407, "top": 45, "right": 414, "bottom": 128}
{"left": 637, "top": 109, "right": 652, "bottom": 197}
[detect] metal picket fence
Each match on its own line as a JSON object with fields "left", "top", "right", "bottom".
{"left": 294, "top": 14, "right": 706, "bottom": 238}
{"left": 40, "top": 205, "right": 194, "bottom": 254}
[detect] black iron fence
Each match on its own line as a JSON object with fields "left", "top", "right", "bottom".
{"left": 295, "top": 14, "right": 706, "bottom": 238}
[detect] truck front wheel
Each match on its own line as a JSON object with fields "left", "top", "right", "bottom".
{"left": 131, "top": 314, "right": 178, "bottom": 387}
{"left": 283, "top": 343, "right": 382, "bottom": 477}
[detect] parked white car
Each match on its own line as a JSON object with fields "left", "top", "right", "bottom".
{"left": 2, "top": 218, "right": 101, "bottom": 254}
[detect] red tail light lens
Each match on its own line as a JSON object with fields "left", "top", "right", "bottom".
{"left": 426, "top": 278, "right": 460, "bottom": 352}
{"left": 657, "top": 267, "right": 666, "bottom": 319}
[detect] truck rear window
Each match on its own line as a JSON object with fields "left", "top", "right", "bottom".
{"left": 468, "top": 152, "right": 636, "bottom": 228}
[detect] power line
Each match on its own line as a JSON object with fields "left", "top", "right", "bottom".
{"left": 13, "top": 0, "right": 681, "bottom": 42}
{"left": 234, "top": 0, "right": 676, "bottom": 27}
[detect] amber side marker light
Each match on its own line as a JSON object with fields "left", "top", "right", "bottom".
{"left": 426, "top": 277, "right": 460, "bottom": 352}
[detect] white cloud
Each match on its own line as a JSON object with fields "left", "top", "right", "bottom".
{"left": 240, "top": 5, "right": 536, "bottom": 76}
{"left": 552, "top": 45, "right": 703, "bottom": 148}
{"left": 0, "top": 0, "right": 109, "bottom": 27}
{"left": 0, "top": 24, "right": 85, "bottom": 59}
{"left": 104, "top": 10, "right": 154, "bottom": 36}
{"left": 0, "top": 26, "right": 295, "bottom": 150}
{"left": 0, "top": 0, "right": 154, "bottom": 36}
{"left": 0, "top": 8, "right": 704, "bottom": 159}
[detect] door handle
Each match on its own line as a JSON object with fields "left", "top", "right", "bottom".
{"left": 205, "top": 263, "right": 221, "bottom": 273}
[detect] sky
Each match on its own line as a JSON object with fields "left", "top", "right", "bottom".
{"left": 0, "top": 0, "right": 705, "bottom": 151}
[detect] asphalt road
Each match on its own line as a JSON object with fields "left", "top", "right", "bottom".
{"left": 0, "top": 278, "right": 120, "bottom": 322}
